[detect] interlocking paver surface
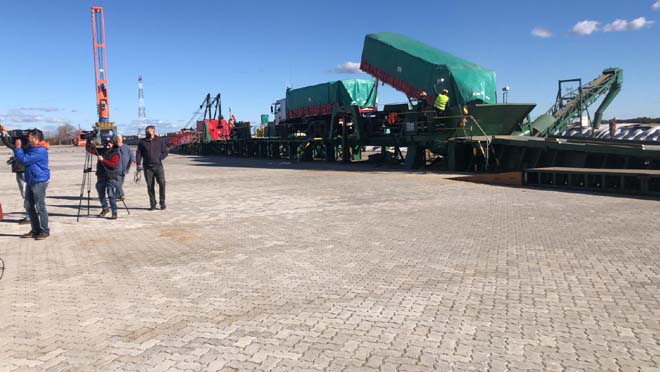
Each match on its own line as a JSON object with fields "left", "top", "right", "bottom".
{"left": 1, "top": 146, "right": 659, "bottom": 372}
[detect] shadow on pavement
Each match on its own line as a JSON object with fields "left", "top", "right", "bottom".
{"left": 0, "top": 219, "right": 22, "bottom": 224}
{"left": 47, "top": 213, "right": 81, "bottom": 219}
{"left": 186, "top": 155, "right": 433, "bottom": 174}
{"left": 47, "top": 195, "right": 87, "bottom": 201}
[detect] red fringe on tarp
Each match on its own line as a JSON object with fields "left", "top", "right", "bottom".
{"left": 287, "top": 104, "right": 334, "bottom": 120}
{"left": 360, "top": 61, "right": 434, "bottom": 105}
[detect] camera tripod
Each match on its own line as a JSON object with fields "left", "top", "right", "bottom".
{"left": 76, "top": 148, "right": 130, "bottom": 222}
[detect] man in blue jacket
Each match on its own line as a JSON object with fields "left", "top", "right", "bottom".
{"left": 4, "top": 128, "right": 51, "bottom": 240}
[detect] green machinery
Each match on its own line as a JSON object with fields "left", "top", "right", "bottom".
{"left": 525, "top": 68, "right": 623, "bottom": 136}
{"left": 186, "top": 33, "right": 660, "bottom": 182}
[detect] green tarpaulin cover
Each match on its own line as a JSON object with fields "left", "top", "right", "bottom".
{"left": 286, "top": 79, "right": 376, "bottom": 118}
{"left": 361, "top": 32, "right": 497, "bottom": 106}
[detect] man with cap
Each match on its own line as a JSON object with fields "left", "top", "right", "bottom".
{"left": 87, "top": 137, "right": 120, "bottom": 219}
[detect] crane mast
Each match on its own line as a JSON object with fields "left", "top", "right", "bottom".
{"left": 91, "top": 6, "right": 116, "bottom": 136}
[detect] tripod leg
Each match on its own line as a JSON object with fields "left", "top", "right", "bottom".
{"left": 78, "top": 151, "right": 96, "bottom": 221}
{"left": 76, "top": 187, "right": 84, "bottom": 222}
{"left": 77, "top": 153, "right": 90, "bottom": 222}
{"left": 121, "top": 199, "right": 130, "bottom": 215}
{"left": 87, "top": 171, "right": 92, "bottom": 216}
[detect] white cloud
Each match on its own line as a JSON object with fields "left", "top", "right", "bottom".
{"left": 629, "top": 16, "right": 655, "bottom": 29}
{"left": 0, "top": 108, "right": 70, "bottom": 125}
{"left": 129, "top": 118, "right": 184, "bottom": 134}
{"left": 653, "top": 1, "right": 660, "bottom": 11}
{"left": 572, "top": 20, "right": 600, "bottom": 35}
{"left": 17, "top": 107, "right": 61, "bottom": 112}
{"left": 604, "top": 17, "right": 654, "bottom": 31}
{"left": 333, "top": 61, "right": 362, "bottom": 74}
{"left": 531, "top": 27, "right": 553, "bottom": 38}
{"left": 603, "top": 19, "right": 629, "bottom": 32}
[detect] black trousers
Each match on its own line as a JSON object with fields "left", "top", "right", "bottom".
{"left": 144, "top": 166, "right": 166, "bottom": 207}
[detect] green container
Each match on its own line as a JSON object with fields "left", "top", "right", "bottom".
{"left": 468, "top": 103, "right": 536, "bottom": 135}
{"left": 286, "top": 79, "right": 376, "bottom": 119}
{"left": 360, "top": 32, "right": 497, "bottom": 106}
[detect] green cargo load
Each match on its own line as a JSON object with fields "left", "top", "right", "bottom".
{"left": 286, "top": 79, "right": 376, "bottom": 119}
{"left": 360, "top": 32, "right": 497, "bottom": 107}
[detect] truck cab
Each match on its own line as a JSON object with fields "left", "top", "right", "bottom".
{"left": 271, "top": 98, "right": 286, "bottom": 125}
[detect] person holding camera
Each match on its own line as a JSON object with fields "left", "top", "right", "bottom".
{"left": 136, "top": 125, "right": 168, "bottom": 210}
{"left": 0, "top": 125, "right": 30, "bottom": 225}
{"left": 0, "top": 127, "right": 50, "bottom": 240}
{"left": 87, "top": 137, "right": 120, "bottom": 219}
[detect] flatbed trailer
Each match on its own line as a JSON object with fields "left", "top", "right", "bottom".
{"left": 523, "top": 167, "right": 660, "bottom": 197}
{"left": 449, "top": 135, "right": 660, "bottom": 172}
{"left": 180, "top": 131, "right": 660, "bottom": 171}
{"left": 172, "top": 125, "right": 660, "bottom": 197}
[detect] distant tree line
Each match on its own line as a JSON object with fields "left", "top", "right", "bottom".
{"left": 44, "top": 123, "right": 78, "bottom": 145}
{"left": 604, "top": 117, "right": 660, "bottom": 124}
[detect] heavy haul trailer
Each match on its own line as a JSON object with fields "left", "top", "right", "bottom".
{"left": 190, "top": 32, "right": 660, "bottom": 182}
{"left": 357, "top": 32, "right": 536, "bottom": 167}
{"left": 194, "top": 79, "right": 379, "bottom": 162}
{"left": 277, "top": 80, "right": 375, "bottom": 135}
{"left": 196, "top": 34, "right": 535, "bottom": 165}
{"left": 189, "top": 33, "right": 553, "bottom": 167}
{"left": 250, "top": 33, "right": 536, "bottom": 165}
{"left": 446, "top": 67, "right": 658, "bottom": 173}
{"left": 360, "top": 32, "right": 536, "bottom": 135}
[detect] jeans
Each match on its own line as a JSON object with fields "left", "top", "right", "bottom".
{"left": 116, "top": 175, "right": 126, "bottom": 199}
{"left": 25, "top": 181, "right": 49, "bottom": 234}
{"left": 144, "top": 166, "right": 166, "bottom": 207}
{"left": 96, "top": 178, "right": 118, "bottom": 213}
{"left": 16, "top": 172, "right": 29, "bottom": 219}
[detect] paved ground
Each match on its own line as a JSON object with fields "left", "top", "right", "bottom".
{"left": 1, "top": 146, "right": 660, "bottom": 372}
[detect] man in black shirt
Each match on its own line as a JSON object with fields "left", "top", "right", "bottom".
{"left": 136, "top": 125, "right": 168, "bottom": 210}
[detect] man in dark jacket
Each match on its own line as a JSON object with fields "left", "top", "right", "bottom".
{"left": 87, "top": 138, "right": 121, "bottom": 219}
{"left": 0, "top": 125, "right": 30, "bottom": 224}
{"left": 115, "top": 135, "right": 135, "bottom": 201}
{"left": 136, "top": 125, "right": 168, "bottom": 210}
{"left": 4, "top": 127, "right": 51, "bottom": 240}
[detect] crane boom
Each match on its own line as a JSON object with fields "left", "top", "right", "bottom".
{"left": 91, "top": 6, "right": 110, "bottom": 123}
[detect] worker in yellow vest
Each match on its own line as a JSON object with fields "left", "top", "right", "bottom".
{"left": 433, "top": 89, "right": 450, "bottom": 117}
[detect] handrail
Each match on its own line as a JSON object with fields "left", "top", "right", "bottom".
{"left": 464, "top": 115, "right": 492, "bottom": 169}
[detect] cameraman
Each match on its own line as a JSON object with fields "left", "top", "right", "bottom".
{"left": 136, "top": 125, "right": 168, "bottom": 210}
{"left": 87, "top": 137, "right": 120, "bottom": 219}
{"left": 2, "top": 127, "right": 50, "bottom": 240}
{"left": 0, "top": 125, "right": 30, "bottom": 225}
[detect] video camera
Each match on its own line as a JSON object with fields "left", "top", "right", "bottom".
{"left": 8, "top": 129, "right": 30, "bottom": 144}
{"left": 81, "top": 129, "right": 99, "bottom": 141}
{"left": 5, "top": 129, "right": 31, "bottom": 167}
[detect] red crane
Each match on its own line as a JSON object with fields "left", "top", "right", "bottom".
{"left": 74, "top": 6, "right": 115, "bottom": 146}
{"left": 91, "top": 6, "right": 109, "bottom": 123}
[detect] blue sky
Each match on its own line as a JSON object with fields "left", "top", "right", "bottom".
{"left": 0, "top": 0, "right": 659, "bottom": 135}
